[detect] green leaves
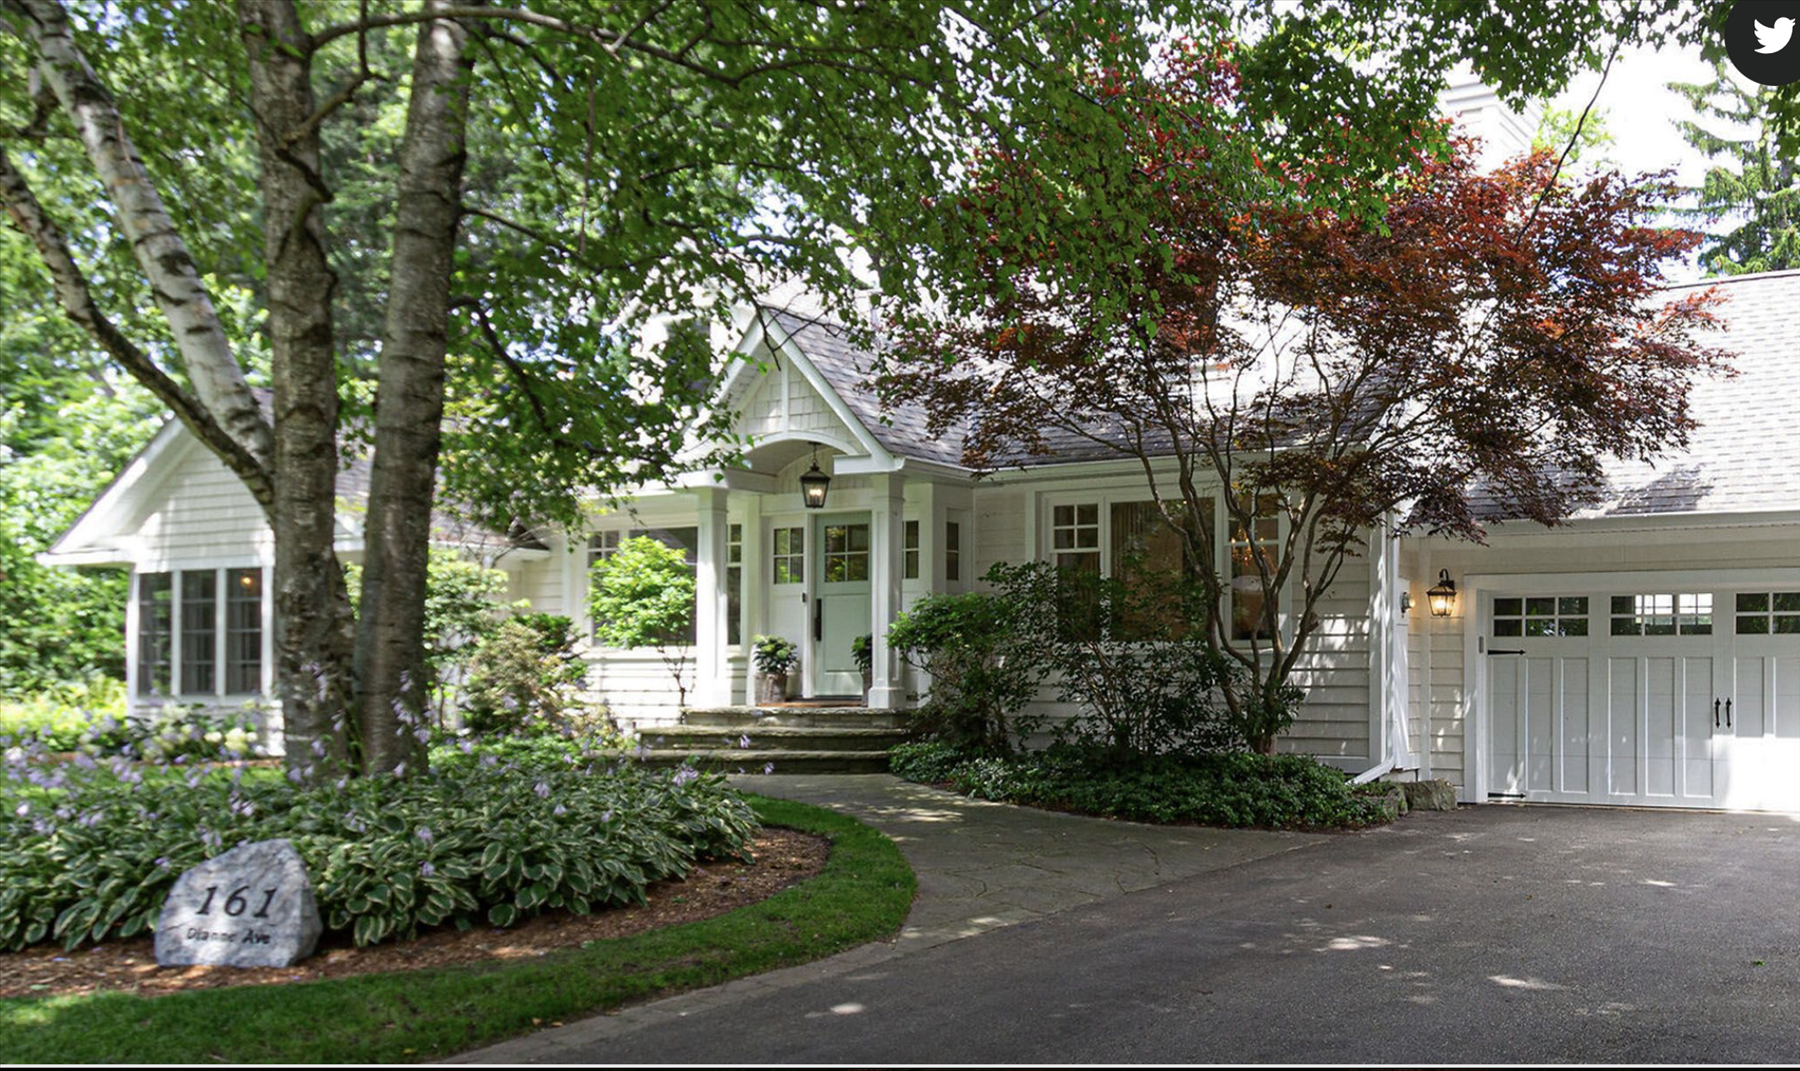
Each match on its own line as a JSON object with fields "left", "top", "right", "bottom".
{"left": 0, "top": 753, "right": 759, "bottom": 952}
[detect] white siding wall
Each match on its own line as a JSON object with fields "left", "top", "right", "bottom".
{"left": 1280, "top": 555, "right": 1372, "bottom": 764}
{"left": 128, "top": 441, "right": 274, "bottom": 570}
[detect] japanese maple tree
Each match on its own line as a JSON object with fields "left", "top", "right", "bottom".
{"left": 880, "top": 49, "right": 1731, "bottom": 751}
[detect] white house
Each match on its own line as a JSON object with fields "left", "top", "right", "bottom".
{"left": 40, "top": 74, "right": 1800, "bottom": 811}
{"left": 42, "top": 267, "right": 1800, "bottom": 812}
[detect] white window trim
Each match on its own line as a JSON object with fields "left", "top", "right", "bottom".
{"left": 133, "top": 563, "right": 270, "bottom": 703}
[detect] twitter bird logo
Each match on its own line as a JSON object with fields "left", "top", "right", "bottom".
{"left": 1755, "top": 16, "right": 1796, "bottom": 53}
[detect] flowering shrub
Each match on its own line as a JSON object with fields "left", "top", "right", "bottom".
{"left": 0, "top": 744, "right": 756, "bottom": 952}
{"left": 0, "top": 686, "right": 257, "bottom": 761}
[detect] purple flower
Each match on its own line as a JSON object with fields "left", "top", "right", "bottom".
{"left": 419, "top": 861, "right": 436, "bottom": 877}
{"left": 416, "top": 826, "right": 434, "bottom": 844}
{"left": 763, "top": 762, "right": 775, "bottom": 775}
{"left": 534, "top": 781, "right": 550, "bottom": 798}
{"left": 600, "top": 810, "right": 613, "bottom": 824}
{"left": 738, "top": 734, "right": 751, "bottom": 750}
{"left": 553, "top": 804, "right": 567, "bottom": 817}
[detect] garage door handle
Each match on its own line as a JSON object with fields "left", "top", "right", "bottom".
{"left": 1726, "top": 698, "right": 1732, "bottom": 728}
{"left": 1715, "top": 699, "right": 1722, "bottom": 728}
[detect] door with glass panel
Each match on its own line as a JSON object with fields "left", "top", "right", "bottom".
{"left": 811, "top": 513, "right": 870, "bottom": 696}
{"left": 1721, "top": 590, "right": 1800, "bottom": 811}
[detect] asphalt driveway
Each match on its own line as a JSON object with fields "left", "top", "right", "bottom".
{"left": 470, "top": 801, "right": 1800, "bottom": 1064}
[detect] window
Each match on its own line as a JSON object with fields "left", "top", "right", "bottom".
{"left": 586, "top": 529, "right": 621, "bottom": 566}
{"left": 726, "top": 524, "right": 743, "bottom": 646}
{"left": 226, "top": 569, "right": 263, "bottom": 693}
{"left": 1736, "top": 592, "right": 1800, "bottom": 635}
{"left": 137, "top": 572, "right": 172, "bottom": 697}
{"left": 1229, "top": 496, "right": 1281, "bottom": 641}
{"left": 180, "top": 571, "right": 217, "bottom": 694}
{"left": 1611, "top": 593, "right": 1712, "bottom": 636}
{"left": 1047, "top": 497, "right": 1214, "bottom": 641}
{"left": 589, "top": 526, "right": 699, "bottom": 644}
{"left": 1051, "top": 503, "right": 1101, "bottom": 576}
{"left": 772, "top": 526, "right": 804, "bottom": 584}
{"left": 1493, "top": 596, "right": 1589, "bottom": 637}
{"left": 822, "top": 523, "right": 870, "bottom": 582}
{"left": 903, "top": 520, "right": 920, "bottom": 580}
{"left": 945, "top": 521, "right": 962, "bottom": 582}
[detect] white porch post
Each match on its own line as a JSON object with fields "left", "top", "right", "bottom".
{"left": 692, "top": 486, "right": 732, "bottom": 707}
{"left": 739, "top": 493, "right": 765, "bottom": 704}
{"left": 868, "top": 472, "right": 906, "bottom": 708}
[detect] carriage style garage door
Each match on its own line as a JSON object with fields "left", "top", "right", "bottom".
{"left": 1486, "top": 589, "right": 1800, "bottom": 811}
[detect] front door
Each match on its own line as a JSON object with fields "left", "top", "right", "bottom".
{"left": 811, "top": 513, "right": 870, "bottom": 697}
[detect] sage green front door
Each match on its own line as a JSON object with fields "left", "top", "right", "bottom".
{"left": 810, "top": 513, "right": 870, "bottom": 697}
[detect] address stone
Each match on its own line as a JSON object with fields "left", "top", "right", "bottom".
{"left": 154, "top": 838, "right": 322, "bottom": 968}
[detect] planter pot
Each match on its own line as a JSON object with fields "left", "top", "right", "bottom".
{"left": 756, "top": 671, "right": 789, "bottom": 705}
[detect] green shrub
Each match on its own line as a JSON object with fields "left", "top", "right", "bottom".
{"left": 892, "top": 744, "right": 1394, "bottom": 830}
{"left": 589, "top": 536, "right": 697, "bottom": 703}
{"left": 0, "top": 683, "right": 256, "bottom": 760}
{"left": 0, "top": 755, "right": 756, "bottom": 952}
{"left": 459, "top": 614, "right": 599, "bottom": 737}
{"left": 991, "top": 560, "right": 1274, "bottom": 756}
{"left": 887, "top": 739, "right": 968, "bottom": 784}
{"left": 887, "top": 590, "right": 1045, "bottom": 752}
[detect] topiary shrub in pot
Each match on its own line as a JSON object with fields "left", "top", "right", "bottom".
{"left": 751, "top": 635, "right": 799, "bottom": 704}
{"left": 851, "top": 633, "right": 873, "bottom": 700}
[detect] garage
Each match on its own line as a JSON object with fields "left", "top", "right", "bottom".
{"left": 1483, "top": 585, "right": 1800, "bottom": 810}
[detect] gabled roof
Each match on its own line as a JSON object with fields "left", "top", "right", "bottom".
{"left": 1503, "top": 269, "right": 1800, "bottom": 521}
{"left": 44, "top": 391, "right": 541, "bottom": 567}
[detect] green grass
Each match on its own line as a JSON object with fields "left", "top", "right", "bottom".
{"left": 0, "top": 795, "right": 914, "bottom": 1064}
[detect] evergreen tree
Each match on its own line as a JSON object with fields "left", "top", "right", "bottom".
{"left": 1670, "top": 63, "right": 1800, "bottom": 276}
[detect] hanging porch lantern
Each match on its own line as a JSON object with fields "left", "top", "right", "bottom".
{"left": 1427, "top": 569, "right": 1458, "bottom": 618}
{"left": 799, "top": 444, "right": 831, "bottom": 510}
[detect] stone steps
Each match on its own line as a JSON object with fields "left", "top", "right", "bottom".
{"left": 645, "top": 705, "right": 912, "bottom": 774}
{"left": 635, "top": 748, "right": 892, "bottom": 775}
{"left": 644, "top": 724, "right": 905, "bottom": 753}
{"left": 681, "top": 705, "right": 909, "bottom": 731}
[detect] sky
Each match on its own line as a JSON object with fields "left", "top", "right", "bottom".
{"left": 1547, "top": 42, "right": 1747, "bottom": 283}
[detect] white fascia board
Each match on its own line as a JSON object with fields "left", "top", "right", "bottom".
{"left": 44, "top": 418, "right": 188, "bottom": 561}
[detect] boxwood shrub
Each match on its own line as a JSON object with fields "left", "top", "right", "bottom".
{"left": 0, "top": 755, "right": 757, "bottom": 952}
{"left": 892, "top": 740, "right": 1396, "bottom": 830}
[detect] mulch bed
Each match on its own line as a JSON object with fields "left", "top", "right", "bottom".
{"left": 0, "top": 827, "right": 828, "bottom": 1001}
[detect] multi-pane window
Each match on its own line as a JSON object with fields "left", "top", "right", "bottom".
{"left": 136, "top": 568, "right": 264, "bottom": 697}
{"left": 726, "top": 524, "right": 743, "bottom": 646}
{"left": 586, "top": 529, "right": 621, "bottom": 566}
{"left": 226, "top": 569, "right": 263, "bottom": 694}
{"left": 1493, "top": 597, "right": 1589, "bottom": 637}
{"left": 903, "top": 520, "right": 920, "bottom": 580}
{"left": 772, "top": 526, "right": 804, "bottom": 584}
{"left": 137, "top": 572, "right": 172, "bottom": 697}
{"left": 823, "top": 523, "right": 870, "bottom": 583}
{"left": 1611, "top": 593, "right": 1712, "bottom": 636}
{"left": 180, "top": 571, "right": 217, "bottom": 694}
{"left": 1736, "top": 592, "right": 1800, "bottom": 635}
{"left": 1229, "top": 496, "right": 1281, "bottom": 641}
{"left": 1051, "top": 503, "right": 1101, "bottom": 575}
{"left": 945, "top": 521, "right": 962, "bottom": 582}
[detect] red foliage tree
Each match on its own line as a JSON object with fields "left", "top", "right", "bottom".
{"left": 880, "top": 50, "right": 1731, "bottom": 751}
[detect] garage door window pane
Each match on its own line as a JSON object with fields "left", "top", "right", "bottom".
{"left": 1612, "top": 593, "right": 1710, "bottom": 636}
{"left": 1732, "top": 592, "right": 1800, "bottom": 636}
{"left": 1494, "top": 595, "right": 1585, "bottom": 638}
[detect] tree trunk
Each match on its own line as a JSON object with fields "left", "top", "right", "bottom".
{"left": 354, "top": 1, "right": 476, "bottom": 773}
{"left": 10, "top": 0, "right": 272, "bottom": 476}
{"left": 237, "top": 0, "right": 357, "bottom": 779}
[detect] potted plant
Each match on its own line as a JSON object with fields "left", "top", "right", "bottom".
{"left": 752, "top": 634, "right": 799, "bottom": 704}
{"left": 851, "top": 633, "right": 873, "bottom": 701}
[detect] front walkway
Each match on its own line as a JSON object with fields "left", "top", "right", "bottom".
{"left": 452, "top": 774, "right": 1325, "bottom": 1063}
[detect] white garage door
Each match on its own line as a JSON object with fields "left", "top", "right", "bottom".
{"left": 1485, "top": 590, "right": 1800, "bottom": 810}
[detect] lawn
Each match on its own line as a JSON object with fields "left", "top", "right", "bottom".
{"left": 0, "top": 794, "right": 914, "bottom": 1064}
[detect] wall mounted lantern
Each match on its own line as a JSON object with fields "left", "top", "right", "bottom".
{"left": 799, "top": 444, "right": 831, "bottom": 510}
{"left": 1427, "top": 569, "right": 1458, "bottom": 618}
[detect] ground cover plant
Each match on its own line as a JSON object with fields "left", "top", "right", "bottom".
{"left": 890, "top": 741, "right": 1396, "bottom": 831}
{"left": 0, "top": 794, "right": 913, "bottom": 1063}
{"left": 0, "top": 737, "right": 755, "bottom": 952}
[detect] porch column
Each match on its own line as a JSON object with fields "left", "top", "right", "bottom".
{"left": 868, "top": 471, "right": 906, "bottom": 708}
{"left": 692, "top": 486, "right": 732, "bottom": 707}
